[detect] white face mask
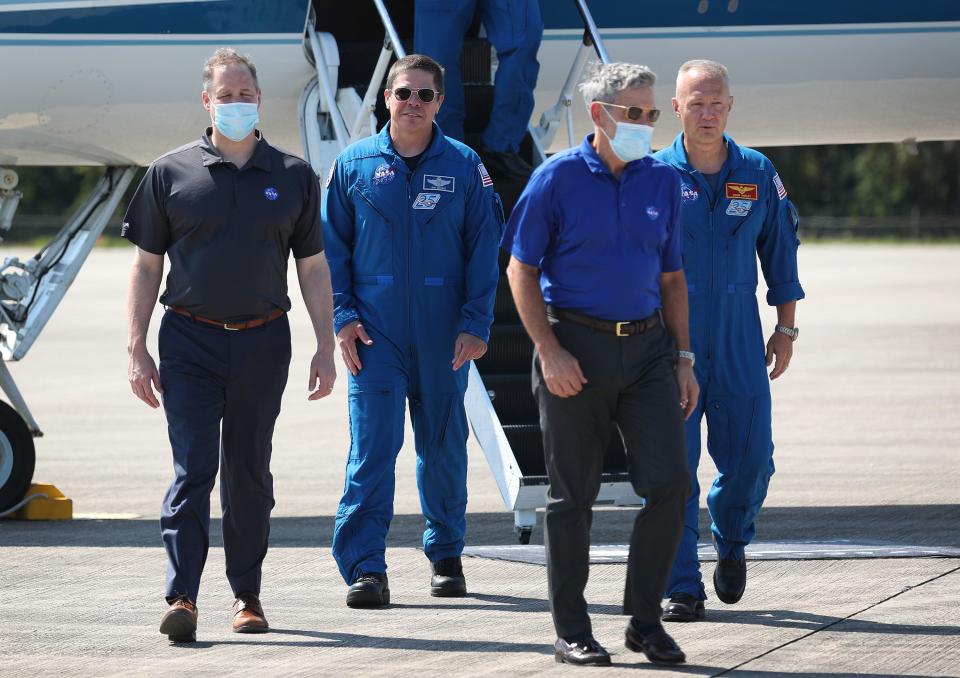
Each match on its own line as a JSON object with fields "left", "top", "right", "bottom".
{"left": 600, "top": 105, "right": 654, "bottom": 163}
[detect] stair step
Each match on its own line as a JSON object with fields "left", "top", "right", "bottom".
{"left": 494, "top": 280, "right": 519, "bottom": 323}
{"left": 501, "top": 423, "right": 630, "bottom": 477}
{"left": 477, "top": 323, "right": 532, "bottom": 374}
{"left": 483, "top": 373, "right": 538, "bottom": 424}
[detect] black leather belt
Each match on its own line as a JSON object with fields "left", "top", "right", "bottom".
{"left": 547, "top": 306, "right": 660, "bottom": 337}
{"left": 168, "top": 306, "right": 284, "bottom": 331}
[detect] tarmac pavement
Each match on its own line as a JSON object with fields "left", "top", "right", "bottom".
{"left": 0, "top": 243, "right": 958, "bottom": 676}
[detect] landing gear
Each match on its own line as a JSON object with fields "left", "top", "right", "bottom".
{"left": 516, "top": 526, "right": 533, "bottom": 545}
{"left": 0, "top": 400, "right": 35, "bottom": 513}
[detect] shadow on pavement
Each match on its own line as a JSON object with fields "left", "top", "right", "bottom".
{"left": 3, "top": 504, "right": 958, "bottom": 549}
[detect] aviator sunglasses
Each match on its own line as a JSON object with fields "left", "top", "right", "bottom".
{"left": 391, "top": 87, "right": 441, "bottom": 103}
{"left": 598, "top": 101, "right": 660, "bottom": 123}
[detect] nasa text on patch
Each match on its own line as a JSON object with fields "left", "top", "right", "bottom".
{"left": 681, "top": 183, "right": 699, "bottom": 204}
{"left": 412, "top": 192, "right": 442, "bottom": 210}
{"left": 725, "top": 182, "right": 758, "bottom": 200}
{"left": 423, "top": 174, "right": 455, "bottom": 192}
{"left": 373, "top": 163, "right": 396, "bottom": 185}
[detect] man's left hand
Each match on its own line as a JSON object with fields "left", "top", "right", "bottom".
{"left": 676, "top": 362, "right": 699, "bottom": 420}
{"left": 308, "top": 349, "right": 337, "bottom": 400}
{"left": 452, "top": 333, "right": 487, "bottom": 371}
{"left": 766, "top": 331, "right": 794, "bottom": 380}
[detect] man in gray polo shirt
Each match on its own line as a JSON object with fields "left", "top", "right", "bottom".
{"left": 124, "top": 48, "right": 336, "bottom": 643}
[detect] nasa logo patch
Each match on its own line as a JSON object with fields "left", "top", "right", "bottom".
{"left": 726, "top": 199, "right": 753, "bottom": 217}
{"left": 264, "top": 187, "right": 279, "bottom": 201}
{"left": 646, "top": 206, "right": 660, "bottom": 220}
{"left": 681, "top": 183, "right": 699, "bottom": 204}
{"left": 373, "top": 163, "right": 395, "bottom": 185}
{"left": 413, "top": 192, "right": 442, "bottom": 210}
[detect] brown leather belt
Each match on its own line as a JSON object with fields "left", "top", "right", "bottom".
{"left": 167, "top": 306, "right": 285, "bottom": 331}
{"left": 547, "top": 306, "right": 660, "bottom": 337}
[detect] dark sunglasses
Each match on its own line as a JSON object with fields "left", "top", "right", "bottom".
{"left": 599, "top": 101, "right": 660, "bottom": 123}
{"left": 391, "top": 87, "right": 441, "bottom": 103}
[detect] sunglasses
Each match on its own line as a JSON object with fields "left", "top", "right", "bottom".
{"left": 598, "top": 101, "right": 660, "bottom": 123}
{"left": 391, "top": 87, "right": 441, "bottom": 103}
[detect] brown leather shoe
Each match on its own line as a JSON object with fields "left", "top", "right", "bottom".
{"left": 232, "top": 592, "right": 269, "bottom": 633}
{"left": 160, "top": 596, "right": 197, "bottom": 642}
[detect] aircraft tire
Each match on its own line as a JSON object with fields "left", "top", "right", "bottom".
{"left": 0, "top": 400, "right": 36, "bottom": 514}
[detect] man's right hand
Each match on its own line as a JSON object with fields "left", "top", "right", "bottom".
{"left": 337, "top": 320, "right": 373, "bottom": 376}
{"left": 539, "top": 345, "right": 587, "bottom": 398}
{"left": 128, "top": 347, "right": 163, "bottom": 409}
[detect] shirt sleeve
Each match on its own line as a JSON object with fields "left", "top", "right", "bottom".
{"left": 660, "top": 171, "right": 684, "bottom": 273}
{"left": 121, "top": 163, "right": 169, "bottom": 255}
{"left": 321, "top": 157, "right": 360, "bottom": 334}
{"left": 502, "top": 167, "right": 554, "bottom": 267}
{"left": 458, "top": 161, "right": 502, "bottom": 343}
{"left": 290, "top": 165, "right": 324, "bottom": 259}
{"left": 758, "top": 164, "right": 805, "bottom": 306}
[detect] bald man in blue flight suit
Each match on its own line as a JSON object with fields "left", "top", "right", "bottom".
{"left": 323, "top": 55, "right": 501, "bottom": 608}
{"left": 654, "top": 60, "right": 804, "bottom": 621}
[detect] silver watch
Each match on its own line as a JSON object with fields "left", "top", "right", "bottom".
{"left": 676, "top": 350, "right": 695, "bottom": 367}
{"left": 775, "top": 324, "right": 799, "bottom": 341}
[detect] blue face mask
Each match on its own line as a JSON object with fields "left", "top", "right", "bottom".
{"left": 600, "top": 106, "right": 653, "bottom": 163}
{"left": 214, "top": 102, "right": 259, "bottom": 142}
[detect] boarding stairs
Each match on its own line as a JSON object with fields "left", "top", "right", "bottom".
{"left": 300, "top": 0, "right": 642, "bottom": 542}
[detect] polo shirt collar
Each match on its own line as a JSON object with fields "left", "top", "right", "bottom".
{"left": 199, "top": 128, "right": 271, "bottom": 171}
{"left": 376, "top": 121, "right": 446, "bottom": 167}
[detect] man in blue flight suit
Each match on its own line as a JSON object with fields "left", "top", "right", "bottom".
{"left": 323, "top": 54, "right": 501, "bottom": 608}
{"left": 654, "top": 60, "right": 805, "bottom": 622}
{"left": 415, "top": 0, "right": 542, "bottom": 181}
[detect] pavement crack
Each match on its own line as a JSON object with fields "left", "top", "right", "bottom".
{"left": 709, "top": 562, "right": 960, "bottom": 677}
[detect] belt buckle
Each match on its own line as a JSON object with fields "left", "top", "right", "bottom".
{"left": 615, "top": 321, "right": 630, "bottom": 337}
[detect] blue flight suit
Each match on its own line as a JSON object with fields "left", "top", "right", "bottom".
{"left": 323, "top": 123, "right": 502, "bottom": 584}
{"left": 414, "top": 0, "right": 542, "bottom": 151}
{"left": 655, "top": 134, "right": 805, "bottom": 600}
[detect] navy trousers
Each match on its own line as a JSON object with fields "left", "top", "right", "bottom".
{"left": 158, "top": 310, "right": 291, "bottom": 603}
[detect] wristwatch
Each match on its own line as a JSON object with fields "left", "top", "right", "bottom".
{"left": 676, "top": 350, "right": 695, "bottom": 367}
{"left": 775, "top": 324, "right": 799, "bottom": 341}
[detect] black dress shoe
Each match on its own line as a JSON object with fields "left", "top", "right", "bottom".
{"left": 661, "top": 593, "right": 706, "bottom": 622}
{"left": 553, "top": 637, "right": 612, "bottom": 666}
{"left": 346, "top": 572, "right": 390, "bottom": 608}
{"left": 713, "top": 556, "right": 747, "bottom": 604}
{"left": 478, "top": 144, "right": 533, "bottom": 182}
{"left": 624, "top": 622, "right": 686, "bottom": 665}
{"left": 430, "top": 556, "right": 467, "bottom": 597}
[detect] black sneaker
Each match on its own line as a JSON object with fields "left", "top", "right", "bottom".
{"left": 661, "top": 593, "right": 706, "bottom": 622}
{"left": 346, "top": 572, "right": 390, "bottom": 608}
{"left": 554, "top": 637, "right": 612, "bottom": 666}
{"left": 430, "top": 556, "right": 467, "bottom": 597}
{"left": 713, "top": 556, "right": 747, "bottom": 604}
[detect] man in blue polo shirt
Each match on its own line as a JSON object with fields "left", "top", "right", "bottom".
{"left": 504, "top": 62, "right": 698, "bottom": 667}
{"left": 655, "top": 60, "right": 804, "bottom": 622}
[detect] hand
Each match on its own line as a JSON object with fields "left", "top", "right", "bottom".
{"left": 675, "top": 362, "right": 699, "bottom": 420}
{"left": 539, "top": 345, "right": 587, "bottom": 398}
{"left": 337, "top": 320, "right": 373, "bottom": 376}
{"left": 452, "top": 332, "right": 487, "bottom": 371}
{"left": 766, "top": 331, "right": 794, "bottom": 380}
{"left": 307, "top": 349, "right": 337, "bottom": 400}
{"left": 128, "top": 347, "right": 163, "bottom": 409}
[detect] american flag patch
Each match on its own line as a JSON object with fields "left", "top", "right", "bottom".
{"left": 773, "top": 173, "right": 787, "bottom": 200}
{"left": 478, "top": 163, "right": 493, "bottom": 187}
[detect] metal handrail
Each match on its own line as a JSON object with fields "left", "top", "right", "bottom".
{"left": 306, "top": 22, "right": 349, "bottom": 150}
{"left": 529, "top": 0, "right": 613, "bottom": 156}
{"left": 574, "top": 0, "right": 611, "bottom": 64}
{"left": 373, "top": 0, "right": 407, "bottom": 59}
